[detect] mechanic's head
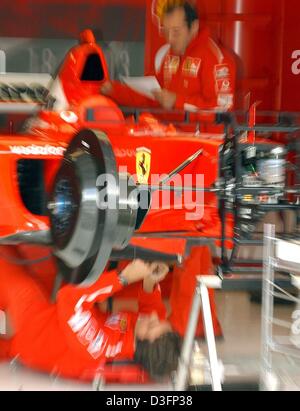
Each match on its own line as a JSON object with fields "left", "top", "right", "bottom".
{"left": 135, "top": 312, "right": 172, "bottom": 342}
{"left": 134, "top": 312, "right": 181, "bottom": 380}
{"left": 161, "top": 1, "right": 199, "bottom": 55}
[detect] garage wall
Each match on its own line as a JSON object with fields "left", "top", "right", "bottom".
{"left": 0, "top": 0, "right": 146, "bottom": 79}
{"left": 280, "top": 0, "right": 300, "bottom": 111}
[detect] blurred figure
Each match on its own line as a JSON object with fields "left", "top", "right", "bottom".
{"left": 0, "top": 251, "right": 180, "bottom": 381}
{"left": 100, "top": 0, "right": 235, "bottom": 113}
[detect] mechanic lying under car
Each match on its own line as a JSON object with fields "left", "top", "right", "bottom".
{"left": 0, "top": 256, "right": 182, "bottom": 381}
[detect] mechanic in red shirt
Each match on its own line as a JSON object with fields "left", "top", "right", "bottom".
{"left": 100, "top": 0, "right": 235, "bottom": 114}
{"left": 0, "top": 252, "right": 180, "bottom": 381}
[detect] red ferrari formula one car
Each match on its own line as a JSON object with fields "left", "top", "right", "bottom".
{"left": 0, "top": 29, "right": 298, "bottom": 287}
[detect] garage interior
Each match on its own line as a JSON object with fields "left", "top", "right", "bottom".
{"left": 0, "top": 0, "right": 300, "bottom": 392}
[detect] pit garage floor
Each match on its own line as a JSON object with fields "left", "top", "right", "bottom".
{"left": 0, "top": 288, "right": 299, "bottom": 391}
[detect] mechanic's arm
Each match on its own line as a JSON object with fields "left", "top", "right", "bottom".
{"left": 101, "top": 80, "right": 160, "bottom": 109}
{"left": 57, "top": 260, "right": 155, "bottom": 313}
{"left": 137, "top": 262, "right": 169, "bottom": 320}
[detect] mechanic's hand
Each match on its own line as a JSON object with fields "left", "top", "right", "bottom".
{"left": 120, "top": 259, "right": 152, "bottom": 285}
{"left": 143, "top": 262, "right": 169, "bottom": 293}
{"left": 100, "top": 81, "right": 113, "bottom": 96}
{"left": 153, "top": 89, "right": 176, "bottom": 110}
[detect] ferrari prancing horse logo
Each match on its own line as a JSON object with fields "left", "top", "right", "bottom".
{"left": 136, "top": 147, "right": 151, "bottom": 184}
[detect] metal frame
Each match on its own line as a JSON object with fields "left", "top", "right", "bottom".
{"left": 217, "top": 112, "right": 300, "bottom": 276}
{"left": 117, "top": 108, "right": 300, "bottom": 281}
{"left": 174, "top": 275, "right": 223, "bottom": 391}
{"left": 260, "top": 224, "right": 300, "bottom": 391}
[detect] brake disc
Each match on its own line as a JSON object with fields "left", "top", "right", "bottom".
{"left": 48, "top": 129, "right": 142, "bottom": 285}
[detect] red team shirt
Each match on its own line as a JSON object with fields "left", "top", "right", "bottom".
{"left": 109, "top": 27, "right": 235, "bottom": 112}
{"left": 0, "top": 264, "right": 165, "bottom": 379}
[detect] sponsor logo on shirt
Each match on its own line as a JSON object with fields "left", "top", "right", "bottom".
{"left": 216, "top": 78, "right": 232, "bottom": 93}
{"left": 164, "top": 55, "right": 180, "bottom": 74}
{"left": 77, "top": 317, "right": 98, "bottom": 346}
{"left": 105, "top": 342, "right": 123, "bottom": 358}
{"left": 105, "top": 314, "right": 121, "bottom": 329}
{"left": 87, "top": 330, "right": 108, "bottom": 359}
{"left": 68, "top": 309, "right": 91, "bottom": 333}
{"left": 120, "top": 318, "right": 128, "bottom": 332}
{"left": 105, "top": 313, "right": 128, "bottom": 333}
{"left": 183, "top": 79, "right": 189, "bottom": 89}
{"left": 215, "top": 64, "right": 230, "bottom": 80}
{"left": 164, "top": 55, "right": 180, "bottom": 84}
{"left": 68, "top": 308, "right": 123, "bottom": 359}
{"left": 217, "top": 93, "right": 234, "bottom": 109}
{"left": 182, "top": 57, "right": 201, "bottom": 77}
